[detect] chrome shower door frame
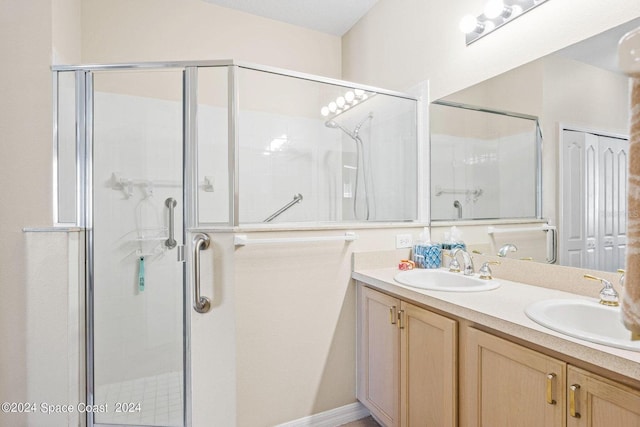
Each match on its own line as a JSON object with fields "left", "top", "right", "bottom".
{"left": 52, "top": 59, "right": 422, "bottom": 427}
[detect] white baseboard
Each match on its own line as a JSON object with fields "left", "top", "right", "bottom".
{"left": 275, "top": 402, "right": 370, "bottom": 427}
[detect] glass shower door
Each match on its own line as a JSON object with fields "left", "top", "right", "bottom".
{"left": 90, "top": 69, "right": 186, "bottom": 427}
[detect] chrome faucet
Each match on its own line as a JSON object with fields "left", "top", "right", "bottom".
{"left": 450, "top": 248, "right": 474, "bottom": 276}
{"left": 583, "top": 274, "right": 619, "bottom": 307}
{"left": 497, "top": 243, "right": 517, "bottom": 257}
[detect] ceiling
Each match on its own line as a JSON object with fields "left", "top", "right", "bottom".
{"left": 555, "top": 17, "right": 640, "bottom": 75}
{"left": 200, "top": 0, "right": 380, "bottom": 36}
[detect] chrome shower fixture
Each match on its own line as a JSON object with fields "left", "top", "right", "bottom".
{"left": 324, "top": 112, "right": 373, "bottom": 139}
{"left": 325, "top": 113, "right": 374, "bottom": 221}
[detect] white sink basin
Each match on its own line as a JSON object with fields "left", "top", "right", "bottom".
{"left": 394, "top": 269, "right": 500, "bottom": 292}
{"left": 525, "top": 299, "right": 640, "bottom": 352}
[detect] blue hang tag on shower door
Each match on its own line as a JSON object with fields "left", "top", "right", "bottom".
{"left": 138, "top": 256, "right": 145, "bottom": 292}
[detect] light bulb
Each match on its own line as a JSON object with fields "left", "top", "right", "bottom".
{"left": 459, "top": 14, "right": 481, "bottom": 34}
{"left": 484, "top": 0, "right": 505, "bottom": 19}
{"left": 361, "top": 93, "right": 368, "bottom": 101}
{"left": 336, "top": 96, "right": 345, "bottom": 108}
{"left": 328, "top": 102, "right": 337, "bottom": 113}
{"left": 510, "top": 4, "right": 523, "bottom": 17}
{"left": 320, "top": 106, "right": 329, "bottom": 117}
{"left": 343, "top": 104, "right": 350, "bottom": 111}
{"left": 354, "top": 89, "right": 365, "bottom": 98}
{"left": 483, "top": 20, "right": 496, "bottom": 32}
{"left": 345, "top": 91, "right": 355, "bottom": 102}
{"left": 352, "top": 99, "right": 359, "bottom": 105}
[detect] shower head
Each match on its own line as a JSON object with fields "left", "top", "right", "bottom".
{"left": 325, "top": 112, "right": 373, "bottom": 140}
{"left": 325, "top": 120, "right": 355, "bottom": 138}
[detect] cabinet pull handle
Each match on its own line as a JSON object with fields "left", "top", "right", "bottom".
{"left": 546, "top": 373, "right": 556, "bottom": 405}
{"left": 389, "top": 306, "right": 397, "bottom": 324}
{"left": 569, "top": 384, "right": 581, "bottom": 418}
{"left": 398, "top": 309, "right": 405, "bottom": 329}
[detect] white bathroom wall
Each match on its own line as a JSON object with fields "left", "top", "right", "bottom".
{"left": 81, "top": 0, "right": 341, "bottom": 79}
{"left": 431, "top": 132, "right": 535, "bottom": 220}
{"left": 52, "top": 0, "right": 80, "bottom": 64}
{"left": 0, "top": 2, "right": 56, "bottom": 425}
{"left": 228, "top": 227, "right": 422, "bottom": 426}
{"left": 237, "top": 111, "right": 345, "bottom": 223}
{"left": 23, "top": 231, "right": 83, "bottom": 427}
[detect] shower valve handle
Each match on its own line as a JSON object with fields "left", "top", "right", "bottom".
{"left": 165, "top": 197, "right": 177, "bottom": 249}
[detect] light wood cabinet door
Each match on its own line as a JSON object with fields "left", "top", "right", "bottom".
{"left": 567, "top": 366, "right": 640, "bottom": 427}
{"left": 400, "top": 301, "right": 457, "bottom": 427}
{"left": 357, "top": 286, "right": 401, "bottom": 427}
{"left": 462, "top": 327, "right": 566, "bottom": 427}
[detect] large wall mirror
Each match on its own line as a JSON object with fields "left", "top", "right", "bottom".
{"left": 431, "top": 102, "right": 541, "bottom": 221}
{"left": 430, "top": 17, "right": 640, "bottom": 272}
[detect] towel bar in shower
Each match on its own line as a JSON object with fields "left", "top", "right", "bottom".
{"left": 234, "top": 232, "right": 358, "bottom": 246}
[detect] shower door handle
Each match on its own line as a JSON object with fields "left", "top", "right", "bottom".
{"left": 165, "top": 197, "right": 177, "bottom": 249}
{"left": 192, "top": 233, "right": 211, "bottom": 314}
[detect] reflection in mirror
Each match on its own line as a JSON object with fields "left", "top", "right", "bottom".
{"left": 430, "top": 17, "right": 640, "bottom": 271}
{"left": 430, "top": 102, "right": 540, "bottom": 221}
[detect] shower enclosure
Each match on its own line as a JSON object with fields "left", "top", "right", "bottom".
{"left": 53, "top": 60, "right": 418, "bottom": 427}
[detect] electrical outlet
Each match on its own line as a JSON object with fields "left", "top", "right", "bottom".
{"left": 396, "top": 234, "right": 413, "bottom": 249}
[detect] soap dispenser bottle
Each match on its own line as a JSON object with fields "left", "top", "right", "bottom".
{"left": 412, "top": 227, "right": 442, "bottom": 269}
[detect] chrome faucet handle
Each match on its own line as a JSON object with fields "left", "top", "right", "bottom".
{"left": 584, "top": 274, "right": 619, "bottom": 307}
{"left": 444, "top": 251, "right": 461, "bottom": 273}
{"left": 478, "top": 261, "right": 500, "bottom": 280}
{"left": 449, "top": 258, "right": 461, "bottom": 273}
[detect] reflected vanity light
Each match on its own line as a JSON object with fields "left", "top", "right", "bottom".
{"left": 460, "top": 0, "right": 549, "bottom": 45}
{"left": 319, "top": 89, "right": 372, "bottom": 119}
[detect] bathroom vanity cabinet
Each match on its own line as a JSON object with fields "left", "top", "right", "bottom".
{"left": 357, "top": 286, "right": 457, "bottom": 427}
{"left": 566, "top": 366, "right": 640, "bottom": 426}
{"left": 463, "top": 327, "right": 640, "bottom": 427}
{"left": 357, "top": 284, "right": 640, "bottom": 427}
{"left": 462, "top": 327, "right": 566, "bottom": 426}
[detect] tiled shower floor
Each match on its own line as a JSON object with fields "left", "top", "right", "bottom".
{"left": 95, "top": 371, "right": 183, "bottom": 426}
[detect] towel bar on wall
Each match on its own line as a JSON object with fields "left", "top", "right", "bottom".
{"left": 234, "top": 232, "right": 358, "bottom": 246}
{"left": 487, "top": 225, "right": 555, "bottom": 234}
{"left": 487, "top": 224, "right": 557, "bottom": 264}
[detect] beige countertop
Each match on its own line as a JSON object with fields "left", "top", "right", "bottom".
{"left": 353, "top": 267, "right": 640, "bottom": 383}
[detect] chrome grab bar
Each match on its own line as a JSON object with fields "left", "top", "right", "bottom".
{"left": 192, "top": 233, "right": 211, "bottom": 314}
{"left": 263, "top": 193, "right": 303, "bottom": 222}
{"left": 165, "top": 197, "right": 177, "bottom": 249}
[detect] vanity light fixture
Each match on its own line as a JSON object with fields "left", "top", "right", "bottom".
{"left": 460, "top": 0, "right": 549, "bottom": 45}
{"left": 319, "top": 89, "right": 372, "bottom": 118}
